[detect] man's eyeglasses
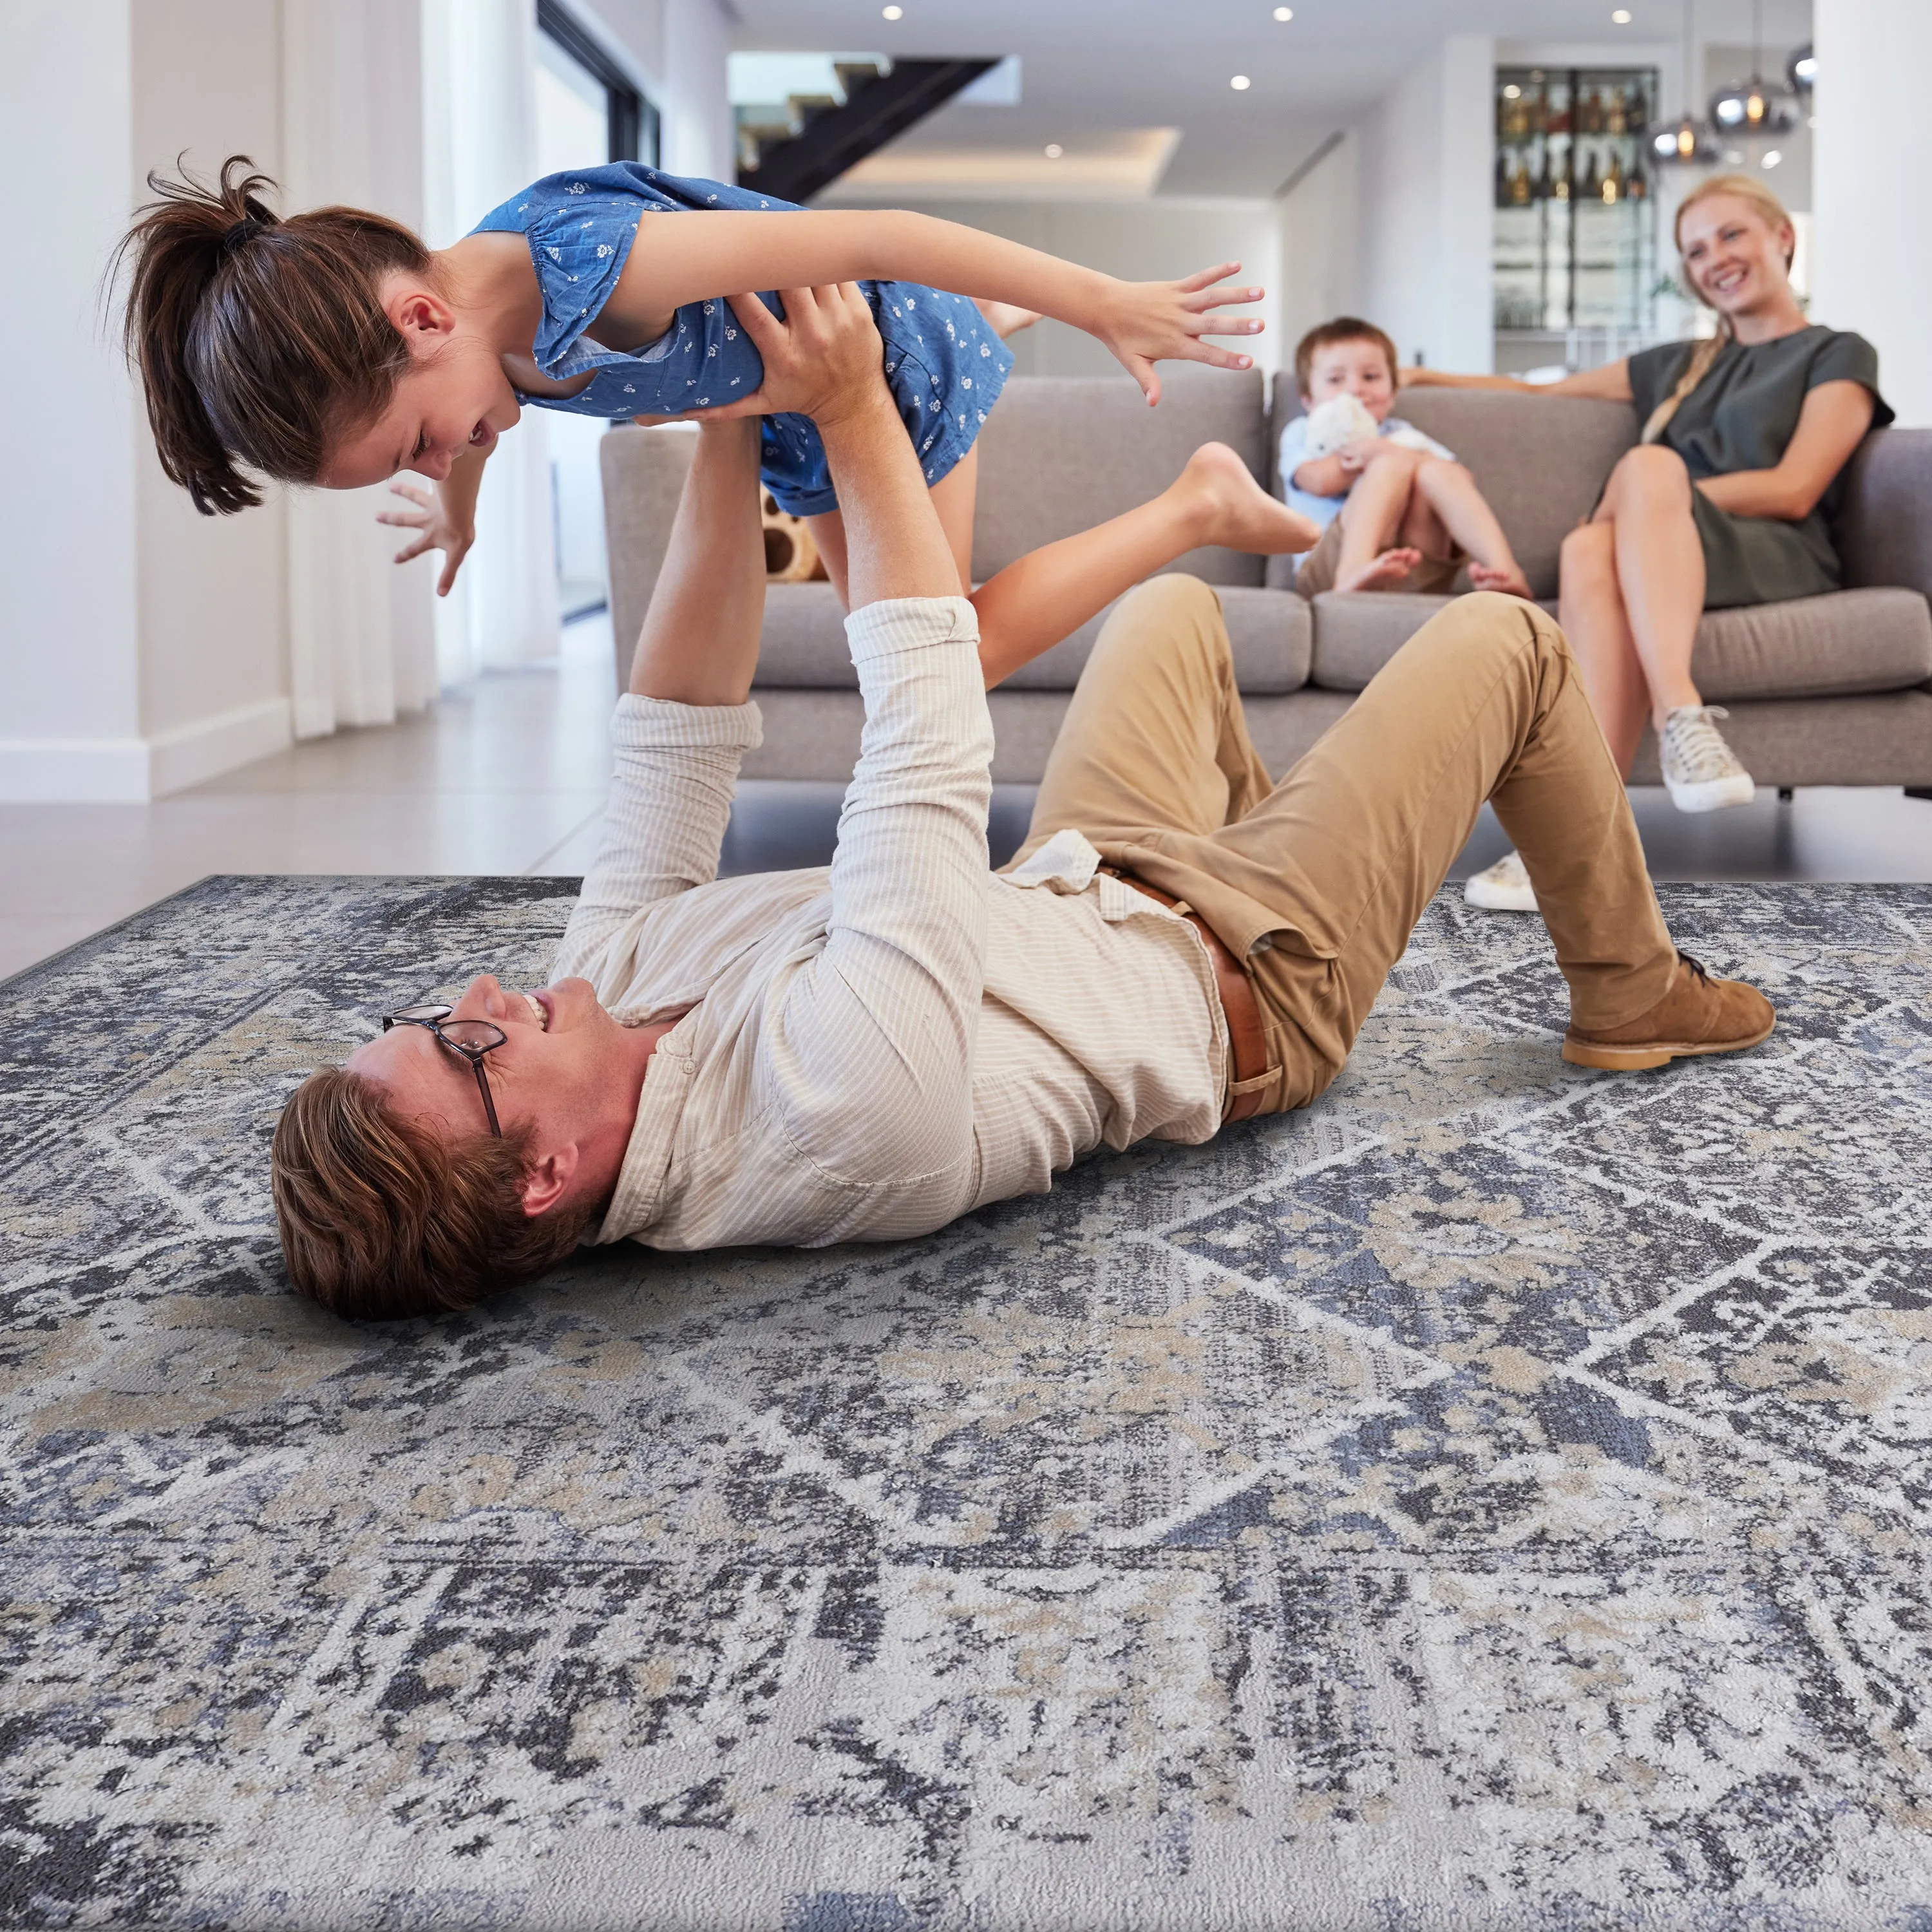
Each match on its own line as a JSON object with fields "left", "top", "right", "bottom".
{"left": 382, "top": 1004, "right": 507, "bottom": 1137}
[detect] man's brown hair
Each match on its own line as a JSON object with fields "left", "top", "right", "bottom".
{"left": 272, "top": 1068, "right": 592, "bottom": 1321}
{"left": 1294, "top": 317, "right": 1401, "bottom": 398}
{"left": 114, "top": 155, "right": 431, "bottom": 515}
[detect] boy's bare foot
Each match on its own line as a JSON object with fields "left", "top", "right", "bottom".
{"left": 1470, "top": 562, "right": 1535, "bottom": 599}
{"left": 976, "top": 299, "right": 1041, "bottom": 341}
{"left": 1179, "top": 441, "right": 1322, "bottom": 554}
{"left": 1336, "top": 547, "right": 1423, "bottom": 592}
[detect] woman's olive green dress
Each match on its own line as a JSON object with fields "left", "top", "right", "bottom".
{"left": 1625, "top": 326, "right": 1891, "bottom": 609}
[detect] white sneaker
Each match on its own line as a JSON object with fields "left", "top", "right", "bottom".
{"left": 1659, "top": 705, "right": 1755, "bottom": 812}
{"left": 1464, "top": 849, "right": 1539, "bottom": 912}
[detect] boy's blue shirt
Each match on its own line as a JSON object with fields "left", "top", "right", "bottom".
{"left": 471, "top": 163, "right": 1013, "bottom": 516}
{"left": 1277, "top": 412, "right": 1456, "bottom": 535}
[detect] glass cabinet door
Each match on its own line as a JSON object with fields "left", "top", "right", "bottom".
{"left": 1495, "top": 66, "right": 1658, "bottom": 358}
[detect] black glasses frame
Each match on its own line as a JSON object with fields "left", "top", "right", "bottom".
{"left": 381, "top": 1005, "right": 507, "bottom": 1137}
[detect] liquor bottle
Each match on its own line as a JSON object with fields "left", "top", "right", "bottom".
{"left": 1534, "top": 146, "right": 1554, "bottom": 202}
{"left": 1605, "top": 87, "right": 1627, "bottom": 135}
{"left": 1580, "top": 86, "right": 1600, "bottom": 134}
{"left": 1553, "top": 142, "right": 1571, "bottom": 200}
{"left": 1627, "top": 148, "right": 1647, "bottom": 200}
{"left": 1510, "top": 155, "right": 1532, "bottom": 205}
{"left": 1602, "top": 151, "right": 1624, "bottom": 203}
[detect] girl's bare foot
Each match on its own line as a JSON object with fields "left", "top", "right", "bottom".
{"left": 1336, "top": 547, "right": 1423, "bottom": 592}
{"left": 1469, "top": 562, "right": 1536, "bottom": 599}
{"left": 1179, "top": 441, "right": 1322, "bottom": 554}
{"left": 975, "top": 299, "right": 1041, "bottom": 341}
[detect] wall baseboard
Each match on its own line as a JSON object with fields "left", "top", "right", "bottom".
{"left": 0, "top": 697, "right": 293, "bottom": 803}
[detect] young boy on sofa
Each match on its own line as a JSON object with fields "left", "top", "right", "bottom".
{"left": 1282, "top": 317, "right": 1533, "bottom": 600}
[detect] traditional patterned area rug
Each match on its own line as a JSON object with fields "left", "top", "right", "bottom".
{"left": 3, "top": 875, "right": 1931, "bottom": 1932}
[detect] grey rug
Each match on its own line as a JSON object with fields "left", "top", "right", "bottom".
{"left": 3, "top": 876, "right": 1931, "bottom": 1932}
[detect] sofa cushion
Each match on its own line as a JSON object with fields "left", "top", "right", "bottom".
{"left": 1309, "top": 592, "right": 1457, "bottom": 690}
{"left": 1001, "top": 583, "right": 1311, "bottom": 693}
{"left": 1309, "top": 585, "right": 1932, "bottom": 700}
{"left": 974, "top": 372, "right": 1269, "bottom": 588}
{"left": 1271, "top": 377, "right": 1638, "bottom": 601}
{"left": 755, "top": 580, "right": 1312, "bottom": 692}
{"left": 1694, "top": 587, "right": 1932, "bottom": 700}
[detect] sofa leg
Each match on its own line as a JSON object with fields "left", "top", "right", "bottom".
{"left": 1776, "top": 786, "right": 1794, "bottom": 803}
{"left": 1909, "top": 788, "right": 1932, "bottom": 802}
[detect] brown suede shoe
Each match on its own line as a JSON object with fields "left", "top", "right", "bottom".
{"left": 1564, "top": 951, "right": 1776, "bottom": 1071}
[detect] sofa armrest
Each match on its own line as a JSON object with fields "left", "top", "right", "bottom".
{"left": 1838, "top": 428, "right": 1932, "bottom": 606}
{"left": 600, "top": 424, "right": 699, "bottom": 688}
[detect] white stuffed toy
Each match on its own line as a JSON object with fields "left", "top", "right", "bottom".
{"left": 1301, "top": 393, "right": 1437, "bottom": 459}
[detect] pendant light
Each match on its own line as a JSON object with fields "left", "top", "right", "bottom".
{"left": 1786, "top": 43, "right": 1815, "bottom": 98}
{"left": 1709, "top": 0, "right": 1797, "bottom": 137}
{"left": 1648, "top": 0, "right": 1719, "bottom": 165}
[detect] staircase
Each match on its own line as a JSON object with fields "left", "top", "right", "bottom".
{"left": 737, "top": 58, "right": 1000, "bottom": 204}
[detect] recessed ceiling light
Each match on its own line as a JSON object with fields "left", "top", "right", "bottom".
{"left": 1611, "top": 8, "right": 1631, "bottom": 20}
{"left": 1230, "top": 73, "right": 1251, "bottom": 90}
{"left": 1273, "top": 6, "right": 1294, "bottom": 19}
{"left": 881, "top": 3, "right": 902, "bottom": 16}
{"left": 1761, "top": 148, "right": 1783, "bottom": 167}
{"left": 1044, "top": 142, "right": 1063, "bottom": 158}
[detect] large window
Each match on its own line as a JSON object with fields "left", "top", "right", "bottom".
{"left": 532, "top": 6, "right": 658, "bottom": 621}
{"left": 536, "top": 1, "right": 658, "bottom": 165}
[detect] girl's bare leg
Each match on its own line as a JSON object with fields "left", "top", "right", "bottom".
{"left": 808, "top": 448, "right": 976, "bottom": 606}
{"left": 806, "top": 507, "right": 850, "bottom": 604}
{"left": 1411, "top": 459, "right": 1533, "bottom": 596}
{"left": 967, "top": 444, "right": 1318, "bottom": 688}
{"left": 1332, "top": 449, "right": 1425, "bottom": 592}
{"left": 816, "top": 445, "right": 1315, "bottom": 688}
{"left": 1596, "top": 446, "right": 1707, "bottom": 726}
{"left": 1558, "top": 520, "right": 1651, "bottom": 772}
{"left": 974, "top": 298, "right": 1041, "bottom": 340}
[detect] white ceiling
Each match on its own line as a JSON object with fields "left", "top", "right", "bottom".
{"left": 728, "top": 0, "right": 1814, "bottom": 196}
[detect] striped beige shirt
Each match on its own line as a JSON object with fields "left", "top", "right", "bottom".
{"left": 554, "top": 596, "right": 1227, "bottom": 1252}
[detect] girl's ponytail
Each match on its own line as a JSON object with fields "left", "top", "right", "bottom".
{"left": 113, "top": 156, "right": 431, "bottom": 514}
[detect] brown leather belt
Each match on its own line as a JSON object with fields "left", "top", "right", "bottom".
{"left": 1103, "top": 867, "right": 1274, "bottom": 1122}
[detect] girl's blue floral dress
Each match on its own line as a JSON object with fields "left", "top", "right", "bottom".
{"left": 471, "top": 164, "right": 1014, "bottom": 515}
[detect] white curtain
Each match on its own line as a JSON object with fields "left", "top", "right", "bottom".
{"left": 281, "top": 0, "right": 440, "bottom": 738}
{"left": 421, "top": 0, "right": 562, "bottom": 687}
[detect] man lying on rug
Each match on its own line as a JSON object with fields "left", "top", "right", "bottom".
{"left": 272, "top": 281, "right": 1774, "bottom": 1321}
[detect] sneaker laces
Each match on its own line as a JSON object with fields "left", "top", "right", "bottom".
{"left": 1661, "top": 706, "right": 1743, "bottom": 784}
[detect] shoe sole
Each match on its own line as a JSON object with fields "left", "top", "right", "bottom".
{"left": 1665, "top": 775, "right": 1756, "bottom": 813}
{"left": 1464, "top": 883, "right": 1539, "bottom": 912}
{"left": 1563, "top": 1014, "right": 1776, "bottom": 1070}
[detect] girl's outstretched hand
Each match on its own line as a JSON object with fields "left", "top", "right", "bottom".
{"left": 378, "top": 480, "right": 476, "bottom": 597}
{"left": 1094, "top": 262, "right": 1265, "bottom": 407}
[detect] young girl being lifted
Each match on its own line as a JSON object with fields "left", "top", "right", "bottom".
{"left": 120, "top": 157, "right": 1316, "bottom": 684}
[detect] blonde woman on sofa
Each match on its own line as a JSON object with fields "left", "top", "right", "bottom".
{"left": 1406, "top": 175, "right": 1890, "bottom": 912}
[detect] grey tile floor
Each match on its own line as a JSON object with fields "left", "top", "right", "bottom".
{"left": 4, "top": 611, "right": 1929, "bottom": 983}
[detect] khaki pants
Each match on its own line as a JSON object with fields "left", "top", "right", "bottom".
{"left": 1007, "top": 577, "right": 1677, "bottom": 1115}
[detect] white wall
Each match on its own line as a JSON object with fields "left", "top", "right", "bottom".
{"left": 0, "top": 0, "right": 143, "bottom": 797}
{"left": 1356, "top": 33, "right": 1496, "bottom": 375}
{"left": 574, "top": 0, "right": 734, "bottom": 180}
{"left": 1812, "top": 0, "right": 1930, "bottom": 425}
{"left": 1275, "top": 133, "right": 1362, "bottom": 385}
{"left": 0, "top": 0, "right": 448, "bottom": 800}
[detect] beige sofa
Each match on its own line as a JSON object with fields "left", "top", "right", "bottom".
{"left": 600, "top": 370, "right": 1932, "bottom": 791}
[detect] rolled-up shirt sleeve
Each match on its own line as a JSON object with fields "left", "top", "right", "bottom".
{"left": 765, "top": 596, "right": 994, "bottom": 1204}
{"left": 553, "top": 693, "right": 762, "bottom": 989}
